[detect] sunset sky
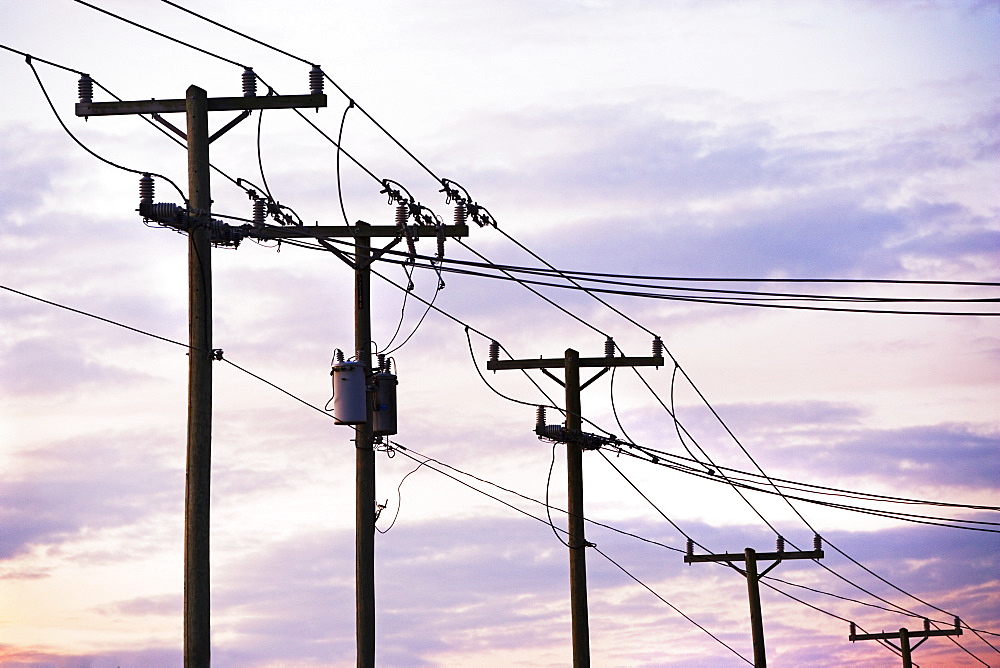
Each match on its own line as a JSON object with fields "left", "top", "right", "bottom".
{"left": 1, "top": 1, "right": 998, "bottom": 666}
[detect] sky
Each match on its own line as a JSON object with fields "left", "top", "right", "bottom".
{"left": 1, "top": 0, "right": 998, "bottom": 666}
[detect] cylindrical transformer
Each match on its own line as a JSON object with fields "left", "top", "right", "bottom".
{"left": 372, "top": 372, "right": 398, "bottom": 436}
{"left": 331, "top": 360, "right": 367, "bottom": 425}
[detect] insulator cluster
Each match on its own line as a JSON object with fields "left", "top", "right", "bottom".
{"left": 535, "top": 423, "right": 615, "bottom": 450}
{"left": 137, "top": 200, "right": 247, "bottom": 248}
{"left": 242, "top": 67, "right": 257, "bottom": 97}
{"left": 140, "top": 202, "right": 186, "bottom": 225}
{"left": 78, "top": 74, "right": 93, "bottom": 104}
{"left": 309, "top": 65, "right": 324, "bottom": 95}
{"left": 139, "top": 174, "right": 154, "bottom": 204}
{"left": 605, "top": 336, "right": 615, "bottom": 357}
{"left": 395, "top": 204, "right": 408, "bottom": 226}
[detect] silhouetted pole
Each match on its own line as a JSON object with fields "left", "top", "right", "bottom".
{"left": 184, "top": 84, "right": 213, "bottom": 668}
{"left": 849, "top": 617, "right": 962, "bottom": 668}
{"left": 355, "top": 224, "right": 376, "bottom": 668}
{"left": 744, "top": 548, "right": 766, "bottom": 667}
{"left": 564, "top": 349, "right": 590, "bottom": 667}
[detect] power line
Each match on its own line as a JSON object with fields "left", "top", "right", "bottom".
{"left": 71, "top": 0, "right": 246, "bottom": 68}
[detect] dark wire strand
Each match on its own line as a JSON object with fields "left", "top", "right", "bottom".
{"left": 377, "top": 254, "right": 1000, "bottom": 315}
{"left": 590, "top": 546, "right": 753, "bottom": 665}
{"left": 1, "top": 43, "right": 86, "bottom": 74}
{"left": 1, "top": 284, "right": 188, "bottom": 350}
{"left": 25, "top": 57, "right": 187, "bottom": 203}
{"left": 375, "top": 451, "right": 431, "bottom": 534}
{"left": 155, "top": 0, "right": 444, "bottom": 183}
{"left": 156, "top": 0, "right": 313, "bottom": 65}
{"left": 544, "top": 442, "right": 574, "bottom": 549}
{"left": 596, "top": 449, "right": 709, "bottom": 551}
{"left": 611, "top": 446, "right": 1000, "bottom": 532}
{"left": 455, "top": 239, "right": 609, "bottom": 337}
{"left": 256, "top": 108, "right": 275, "bottom": 203}
{"left": 493, "top": 227, "right": 658, "bottom": 336}
{"left": 71, "top": 0, "right": 246, "bottom": 68}
{"left": 618, "top": 442, "right": 1000, "bottom": 513}
{"left": 336, "top": 100, "right": 355, "bottom": 226}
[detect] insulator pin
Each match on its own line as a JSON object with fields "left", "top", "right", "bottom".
{"left": 536, "top": 406, "right": 546, "bottom": 429}
{"left": 652, "top": 336, "right": 663, "bottom": 358}
{"left": 489, "top": 340, "right": 499, "bottom": 363}
{"left": 814, "top": 534, "right": 822, "bottom": 551}
{"left": 78, "top": 74, "right": 93, "bottom": 104}
{"left": 605, "top": 336, "right": 615, "bottom": 357}
{"left": 139, "top": 174, "right": 154, "bottom": 204}
{"left": 242, "top": 67, "right": 257, "bottom": 97}
{"left": 686, "top": 538, "right": 694, "bottom": 557}
{"left": 395, "top": 204, "right": 408, "bottom": 226}
{"left": 309, "top": 65, "right": 324, "bottom": 95}
{"left": 776, "top": 536, "right": 785, "bottom": 553}
{"left": 252, "top": 198, "right": 266, "bottom": 227}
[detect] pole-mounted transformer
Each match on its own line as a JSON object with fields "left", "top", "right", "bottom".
{"left": 331, "top": 351, "right": 367, "bottom": 425}
{"left": 372, "top": 358, "right": 398, "bottom": 436}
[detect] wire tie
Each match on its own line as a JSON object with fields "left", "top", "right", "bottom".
{"left": 212, "top": 348, "right": 224, "bottom": 361}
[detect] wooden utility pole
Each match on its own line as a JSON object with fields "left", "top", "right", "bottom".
{"left": 685, "top": 537, "right": 824, "bottom": 667}
{"left": 77, "top": 83, "right": 326, "bottom": 668}
{"left": 258, "top": 216, "right": 470, "bottom": 667}
{"left": 354, "top": 224, "right": 376, "bottom": 667}
{"left": 488, "top": 342, "right": 663, "bottom": 668}
{"left": 185, "top": 84, "right": 213, "bottom": 668}
{"left": 849, "top": 617, "right": 962, "bottom": 668}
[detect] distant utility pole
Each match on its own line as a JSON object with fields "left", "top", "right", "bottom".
{"left": 487, "top": 339, "right": 663, "bottom": 668}
{"left": 76, "top": 75, "right": 326, "bottom": 668}
{"left": 685, "top": 536, "right": 824, "bottom": 667}
{"left": 849, "top": 617, "right": 962, "bottom": 668}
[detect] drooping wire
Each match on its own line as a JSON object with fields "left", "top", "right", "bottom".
{"left": 25, "top": 56, "right": 187, "bottom": 203}
{"left": 336, "top": 99, "right": 355, "bottom": 226}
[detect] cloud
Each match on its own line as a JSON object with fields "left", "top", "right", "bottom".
{"left": 0, "top": 433, "right": 181, "bottom": 561}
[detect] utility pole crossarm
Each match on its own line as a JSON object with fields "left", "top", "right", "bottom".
{"left": 684, "top": 549, "right": 824, "bottom": 563}
{"left": 75, "top": 94, "right": 327, "bottom": 117}
{"left": 487, "top": 355, "right": 664, "bottom": 371}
